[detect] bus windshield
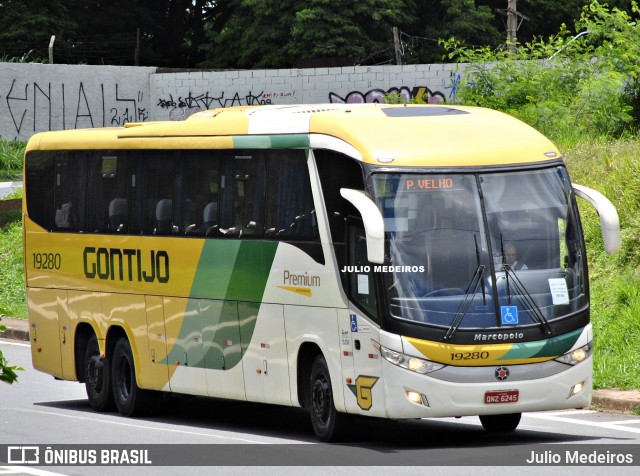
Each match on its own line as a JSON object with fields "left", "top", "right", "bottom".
{"left": 371, "top": 167, "right": 587, "bottom": 331}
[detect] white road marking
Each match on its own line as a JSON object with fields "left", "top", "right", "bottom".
{"left": 542, "top": 409, "right": 597, "bottom": 416}
{"left": 9, "top": 407, "right": 271, "bottom": 444}
{"left": 436, "top": 410, "right": 640, "bottom": 435}
{"left": 0, "top": 340, "right": 30, "bottom": 348}
{"left": 0, "top": 466, "right": 66, "bottom": 475}
{"left": 603, "top": 419, "right": 640, "bottom": 425}
{"left": 526, "top": 412, "right": 640, "bottom": 434}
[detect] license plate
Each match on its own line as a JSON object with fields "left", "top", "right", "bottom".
{"left": 484, "top": 390, "right": 519, "bottom": 404}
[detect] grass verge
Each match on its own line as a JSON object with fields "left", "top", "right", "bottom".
{"left": 0, "top": 207, "right": 26, "bottom": 319}
{"left": 0, "top": 140, "right": 25, "bottom": 181}
{"left": 564, "top": 136, "right": 640, "bottom": 390}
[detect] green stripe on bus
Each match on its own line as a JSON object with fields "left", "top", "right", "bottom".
{"left": 162, "top": 241, "right": 278, "bottom": 370}
{"left": 501, "top": 327, "right": 583, "bottom": 360}
{"left": 530, "top": 327, "right": 584, "bottom": 358}
{"left": 190, "top": 239, "right": 280, "bottom": 301}
{"left": 190, "top": 240, "right": 241, "bottom": 299}
{"left": 232, "top": 136, "right": 272, "bottom": 148}
{"left": 271, "top": 134, "right": 310, "bottom": 148}
{"left": 225, "top": 241, "right": 279, "bottom": 302}
{"left": 232, "top": 134, "right": 310, "bottom": 149}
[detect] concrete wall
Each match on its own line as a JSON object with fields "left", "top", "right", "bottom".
{"left": 1, "top": 62, "right": 465, "bottom": 141}
{"left": 151, "top": 63, "right": 464, "bottom": 121}
{"left": 0, "top": 63, "right": 155, "bottom": 142}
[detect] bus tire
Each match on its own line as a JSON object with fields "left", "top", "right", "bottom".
{"left": 84, "top": 334, "right": 115, "bottom": 411}
{"left": 309, "top": 354, "right": 349, "bottom": 442}
{"left": 111, "top": 337, "right": 155, "bottom": 417}
{"left": 479, "top": 413, "right": 521, "bottom": 432}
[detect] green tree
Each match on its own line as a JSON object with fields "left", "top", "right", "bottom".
{"left": 0, "top": 0, "right": 76, "bottom": 62}
{"left": 200, "top": 0, "right": 298, "bottom": 68}
{"left": 401, "top": 0, "right": 502, "bottom": 64}
{"left": 59, "top": 0, "right": 216, "bottom": 67}
{"left": 137, "top": 0, "right": 217, "bottom": 67}
{"left": 290, "top": 0, "right": 413, "bottom": 64}
{"left": 200, "top": 0, "right": 413, "bottom": 68}
{"left": 482, "top": 0, "right": 591, "bottom": 44}
{"left": 444, "top": 0, "right": 640, "bottom": 141}
{"left": 1, "top": 0, "right": 637, "bottom": 68}
{"left": 0, "top": 0, "right": 218, "bottom": 66}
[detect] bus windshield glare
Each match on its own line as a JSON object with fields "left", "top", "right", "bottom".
{"left": 371, "top": 167, "right": 587, "bottom": 331}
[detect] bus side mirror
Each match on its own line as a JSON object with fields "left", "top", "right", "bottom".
{"left": 572, "top": 183, "right": 621, "bottom": 254}
{"left": 340, "top": 188, "right": 385, "bottom": 264}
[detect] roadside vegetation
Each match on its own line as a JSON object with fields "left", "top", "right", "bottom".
{"left": 0, "top": 184, "right": 25, "bottom": 319}
{"left": 0, "top": 139, "right": 24, "bottom": 181}
{"left": 0, "top": 158, "right": 24, "bottom": 384}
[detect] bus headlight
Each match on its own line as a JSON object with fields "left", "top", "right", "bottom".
{"left": 554, "top": 343, "right": 592, "bottom": 366}
{"left": 372, "top": 340, "right": 444, "bottom": 374}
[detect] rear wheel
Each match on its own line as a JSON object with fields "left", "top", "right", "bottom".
{"left": 84, "top": 334, "right": 115, "bottom": 411}
{"left": 112, "top": 338, "right": 156, "bottom": 416}
{"left": 479, "top": 413, "right": 522, "bottom": 432}
{"left": 309, "top": 354, "right": 349, "bottom": 442}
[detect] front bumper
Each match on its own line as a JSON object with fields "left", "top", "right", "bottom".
{"left": 382, "top": 355, "right": 592, "bottom": 419}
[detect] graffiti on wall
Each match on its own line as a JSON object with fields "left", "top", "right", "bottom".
{"left": 157, "top": 90, "right": 298, "bottom": 120}
{"left": 1, "top": 80, "right": 148, "bottom": 139}
{"left": 329, "top": 86, "right": 446, "bottom": 104}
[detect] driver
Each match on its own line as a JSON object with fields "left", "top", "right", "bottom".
{"left": 504, "top": 243, "right": 528, "bottom": 270}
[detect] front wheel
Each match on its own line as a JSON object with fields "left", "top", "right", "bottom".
{"left": 84, "top": 334, "right": 115, "bottom": 412}
{"left": 479, "top": 413, "right": 522, "bottom": 432}
{"left": 309, "top": 354, "right": 350, "bottom": 442}
{"left": 111, "top": 338, "right": 156, "bottom": 416}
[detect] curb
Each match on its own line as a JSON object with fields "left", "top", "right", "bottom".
{"left": 592, "top": 389, "right": 640, "bottom": 413}
{"left": 1, "top": 317, "right": 639, "bottom": 414}
{"left": 0, "top": 317, "right": 29, "bottom": 342}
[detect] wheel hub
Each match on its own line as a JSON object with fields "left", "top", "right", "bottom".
{"left": 87, "top": 356, "right": 103, "bottom": 391}
{"left": 311, "top": 377, "right": 330, "bottom": 423}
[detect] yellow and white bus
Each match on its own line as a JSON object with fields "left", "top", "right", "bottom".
{"left": 23, "top": 104, "right": 620, "bottom": 441}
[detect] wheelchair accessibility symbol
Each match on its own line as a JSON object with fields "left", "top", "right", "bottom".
{"left": 501, "top": 306, "right": 519, "bottom": 325}
{"left": 350, "top": 314, "right": 358, "bottom": 332}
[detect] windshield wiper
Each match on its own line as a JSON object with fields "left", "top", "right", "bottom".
{"left": 498, "top": 235, "right": 552, "bottom": 335}
{"left": 501, "top": 264, "right": 552, "bottom": 336}
{"left": 443, "top": 235, "right": 485, "bottom": 341}
{"left": 475, "top": 234, "right": 486, "bottom": 305}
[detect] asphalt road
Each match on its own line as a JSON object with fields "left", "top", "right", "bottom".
{"left": 1, "top": 338, "right": 639, "bottom": 475}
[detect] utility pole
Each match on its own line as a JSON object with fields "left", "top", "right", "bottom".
{"left": 392, "top": 27, "right": 402, "bottom": 66}
{"left": 507, "top": 0, "right": 517, "bottom": 53}
{"left": 134, "top": 28, "right": 140, "bottom": 66}
{"left": 496, "top": 0, "right": 529, "bottom": 53}
{"left": 49, "top": 35, "right": 55, "bottom": 64}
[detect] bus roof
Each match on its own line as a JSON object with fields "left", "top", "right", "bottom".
{"left": 26, "top": 104, "right": 560, "bottom": 167}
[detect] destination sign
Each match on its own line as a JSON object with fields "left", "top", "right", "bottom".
{"left": 404, "top": 177, "right": 454, "bottom": 191}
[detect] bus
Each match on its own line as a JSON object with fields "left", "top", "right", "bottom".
{"left": 23, "top": 104, "right": 620, "bottom": 441}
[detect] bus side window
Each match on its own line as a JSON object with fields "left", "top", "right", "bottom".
{"left": 220, "top": 152, "right": 265, "bottom": 238}
{"left": 86, "top": 153, "right": 129, "bottom": 233}
{"left": 314, "top": 150, "right": 365, "bottom": 244}
{"left": 25, "top": 151, "right": 56, "bottom": 231}
{"left": 53, "top": 154, "right": 87, "bottom": 232}
{"left": 178, "top": 152, "right": 220, "bottom": 237}
{"left": 130, "top": 152, "right": 174, "bottom": 235}
{"left": 314, "top": 149, "right": 366, "bottom": 285}
{"left": 265, "top": 150, "right": 317, "bottom": 240}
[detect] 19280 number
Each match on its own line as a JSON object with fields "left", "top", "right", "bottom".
{"left": 450, "top": 351, "right": 489, "bottom": 361}
{"left": 33, "top": 253, "right": 61, "bottom": 270}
